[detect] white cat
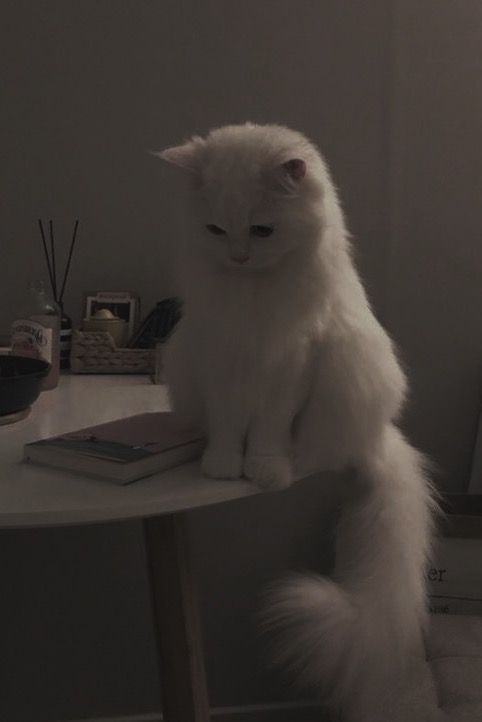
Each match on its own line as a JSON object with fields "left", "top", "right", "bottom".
{"left": 157, "top": 123, "right": 439, "bottom": 721}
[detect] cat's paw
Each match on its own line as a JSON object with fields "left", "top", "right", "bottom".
{"left": 243, "top": 454, "right": 293, "bottom": 490}
{"left": 201, "top": 446, "right": 243, "bottom": 480}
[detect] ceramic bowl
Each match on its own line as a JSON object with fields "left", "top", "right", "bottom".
{"left": 0, "top": 355, "right": 50, "bottom": 417}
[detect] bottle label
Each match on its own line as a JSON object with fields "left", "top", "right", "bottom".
{"left": 11, "top": 319, "right": 54, "bottom": 365}
{"left": 60, "top": 327, "right": 72, "bottom": 352}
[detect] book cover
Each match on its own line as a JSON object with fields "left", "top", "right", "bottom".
{"left": 468, "top": 402, "right": 482, "bottom": 493}
{"left": 428, "top": 536, "right": 482, "bottom": 616}
{"left": 24, "top": 412, "right": 205, "bottom": 483}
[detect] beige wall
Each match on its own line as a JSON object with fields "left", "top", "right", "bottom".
{"left": 0, "top": 1, "right": 481, "bottom": 720}
{"left": 0, "top": 0, "right": 391, "bottom": 331}
{"left": 386, "top": 0, "right": 482, "bottom": 489}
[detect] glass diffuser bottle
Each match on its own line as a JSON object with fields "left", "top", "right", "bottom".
{"left": 59, "top": 303, "right": 72, "bottom": 370}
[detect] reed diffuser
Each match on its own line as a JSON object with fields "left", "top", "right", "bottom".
{"left": 38, "top": 219, "right": 80, "bottom": 369}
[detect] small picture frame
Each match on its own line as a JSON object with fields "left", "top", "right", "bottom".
{"left": 84, "top": 291, "right": 139, "bottom": 340}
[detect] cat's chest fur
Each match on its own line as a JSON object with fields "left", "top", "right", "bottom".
{"left": 184, "top": 268, "right": 324, "bottom": 382}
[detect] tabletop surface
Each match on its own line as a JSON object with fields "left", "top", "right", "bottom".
{"left": 0, "top": 374, "right": 260, "bottom": 529}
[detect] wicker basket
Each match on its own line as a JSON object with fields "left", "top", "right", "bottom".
{"left": 70, "top": 330, "right": 156, "bottom": 374}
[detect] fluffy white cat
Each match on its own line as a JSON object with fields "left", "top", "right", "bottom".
{"left": 157, "top": 123, "right": 438, "bottom": 721}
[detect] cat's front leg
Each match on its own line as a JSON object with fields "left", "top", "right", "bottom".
{"left": 201, "top": 390, "right": 247, "bottom": 480}
{"left": 244, "top": 450, "right": 293, "bottom": 490}
{"left": 202, "top": 432, "right": 244, "bottom": 480}
{"left": 244, "top": 406, "right": 295, "bottom": 491}
{"left": 244, "top": 355, "right": 309, "bottom": 490}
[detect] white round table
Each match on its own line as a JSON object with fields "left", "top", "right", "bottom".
{"left": 0, "top": 374, "right": 262, "bottom": 722}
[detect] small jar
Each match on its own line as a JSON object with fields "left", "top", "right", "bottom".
{"left": 11, "top": 280, "right": 61, "bottom": 390}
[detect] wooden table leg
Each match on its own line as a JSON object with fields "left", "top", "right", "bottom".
{"left": 143, "top": 512, "right": 210, "bottom": 722}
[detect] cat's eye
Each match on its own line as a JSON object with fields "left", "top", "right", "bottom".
{"left": 250, "top": 225, "right": 274, "bottom": 238}
{"left": 206, "top": 224, "right": 226, "bottom": 235}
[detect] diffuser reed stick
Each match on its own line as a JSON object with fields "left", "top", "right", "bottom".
{"left": 38, "top": 219, "right": 56, "bottom": 297}
{"left": 37, "top": 218, "right": 80, "bottom": 304}
{"left": 49, "top": 219, "right": 57, "bottom": 302}
{"left": 59, "top": 219, "right": 79, "bottom": 306}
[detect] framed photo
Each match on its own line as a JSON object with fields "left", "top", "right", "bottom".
{"left": 84, "top": 291, "right": 139, "bottom": 340}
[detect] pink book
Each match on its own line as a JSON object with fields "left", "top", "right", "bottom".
{"left": 24, "top": 412, "right": 205, "bottom": 484}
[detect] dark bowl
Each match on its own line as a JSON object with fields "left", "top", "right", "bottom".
{"left": 0, "top": 355, "right": 51, "bottom": 416}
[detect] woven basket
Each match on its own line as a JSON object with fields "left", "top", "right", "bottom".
{"left": 70, "top": 330, "right": 156, "bottom": 374}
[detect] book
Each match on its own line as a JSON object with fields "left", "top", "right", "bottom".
{"left": 428, "top": 536, "right": 482, "bottom": 616}
{"left": 24, "top": 412, "right": 205, "bottom": 484}
{"left": 468, "top": 403, "right": 482, "bottom": 492}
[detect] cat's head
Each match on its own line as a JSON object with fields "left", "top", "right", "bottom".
{"left": 157, "top": 123, "right": 337, "bottom": 271}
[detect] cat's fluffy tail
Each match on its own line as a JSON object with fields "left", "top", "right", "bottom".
{"left": 264, "top": 424, "right": 440, "bottom": 720}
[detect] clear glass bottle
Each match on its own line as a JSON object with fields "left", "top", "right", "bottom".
{"left": 59, "top": 303, "right": 72, "bottom": 370}
{"left": 11, "top": 280, "right": 61, "bottom": 390}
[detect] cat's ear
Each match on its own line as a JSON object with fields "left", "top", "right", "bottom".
{"left": 267, "top": 158, "right": 307, "bottom": 194}
{"left": 153, "top": 136, "right": 205, "bottom": 174}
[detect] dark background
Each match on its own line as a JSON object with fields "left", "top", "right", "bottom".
{"left": 1, "top": 1, "right": 481, "bottom": 720}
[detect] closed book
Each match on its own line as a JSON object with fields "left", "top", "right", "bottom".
{"left": 468, "top": 404, "right": 482, "bottom": 492}
{"left": 428, "top": 537, "right": 482, "bottom": 616}
{"left": 24, "top": 412, "right": 205, "bottom": 484}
